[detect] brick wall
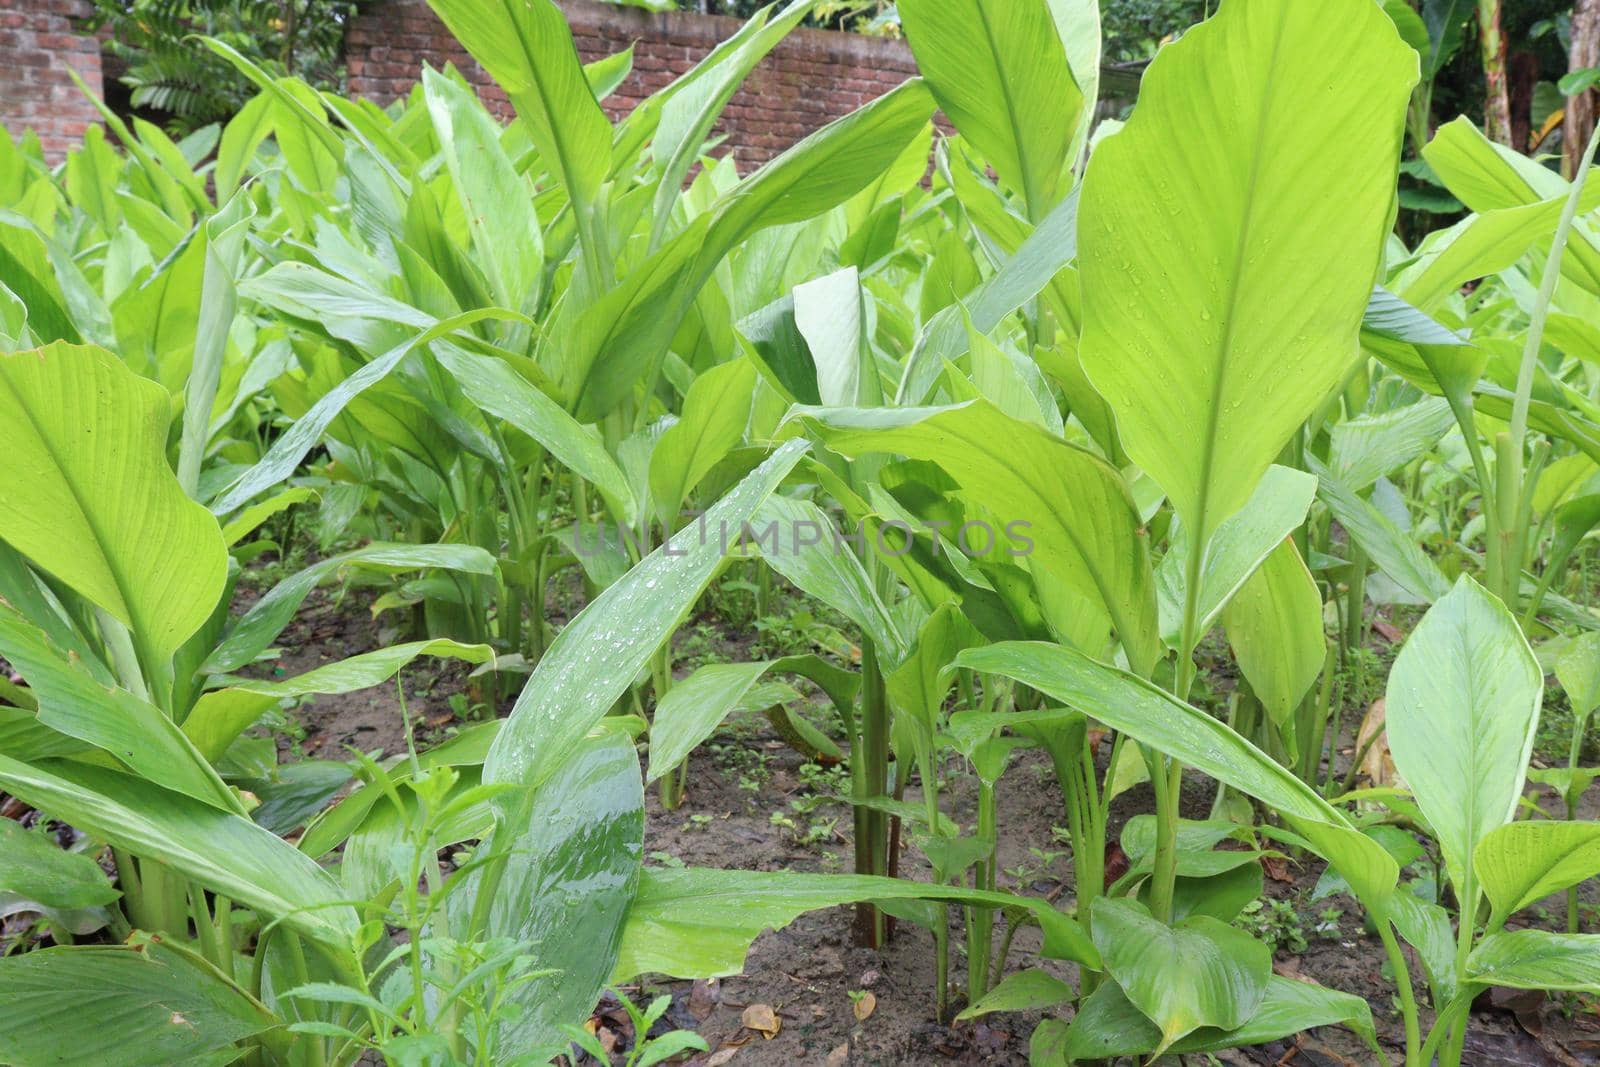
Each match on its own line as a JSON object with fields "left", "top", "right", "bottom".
{"left": 347, "top": 0, "right": 918, "bottom": 171}
{"left": 0, "top": 0, "right": 102, "bottom": 161}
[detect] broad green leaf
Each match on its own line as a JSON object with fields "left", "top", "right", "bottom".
{"left": 646, "top": 661, "right": 774, "bottom": 784}
{"left": 1048, "top": 0, "right": 1101, "bottom": 161}
{"left": 0, "top": 756, "right": 357, "bottom": 948}
{"left": 613, "top": 867, "right": 1098, "bottom": 980}
{"left": 0, "top": 816, "right": 118, "bottom": 910}
{"left": 1388, "top": 889, "right": 1458, "bottom": 1005}
{"left": 220, "top": 639, "right": 494, "bottom": 701}
{"left": 203, "top": 543, "right": 497, "bottom": 674}
{"left": 1311, "top": 457, "right": 1451, "bottom": 603}
{"left": 1423, "top": 116, "right": 1566, "bottom": 213}
{"left": 649, "top": 358, "right": 756, "bottom": 524}
{"left": 1090, "top": 896, "right": 1270, "bottom": 1056}
{"left": 177, "top": 196, "right": 254, "bottom": 499}
{"left": 1361, "top": 285, "right": 1469, "bottom": 347}
{"left": 899, "top": 0, "right": 1079, "bottom": 221}
{"left": 1223, "top": 538, "right": 1325, "bottom": 731}
{"left": 1475, "top": 821, "right": 1600, "bottom": 924}
{"left": 954, "top": 967, "right": 1072, "bottom": 1022}
{"left": 1077, "top": 0, "right": 1415, "bottom": 547}
{"left": 1329, "top": 397, "right": 1455, "bottom": 492}
{"left": 1057, "top": 975, "right": 1376, "bottom": 1061}
{"left": 214, "top": 92, "right": 273, "bottom": 203}
{"left": 422, "top": 69, "right": 542, "bottom": 314}
{"left": 794, "top": 266, "right": 879, "bottom": 407}
{"left": 956, "top": 641, "right": 1399, "bottom": 908}
{"left": 567, "top": 79, "right": 935, "bottom": 420}
{"left": 434, "top": 346, "right": 636, "bottom": 522}
{"left": 1466, "top": 929, "right": 1600, "bottom": 994}
{"left": 1156, "top": 465, "right": 1317, "bottom": 646}
{"left": 450, "top": 732, "right": 643, "bottom": 1060}
{"left": 486, "top": 441, "right": 808, "bottom": 791}
{"left": 425, "top": 0, "right": 610, "bottom": 230}
{"left": 220, "top": 487, "right": 317, "bottom": 547}
{"left": 0, "top": 342, "right": 227, "bottom": 662}
{"left": 0, "top": 603, "right": 237, "bottom": 812}
{"left": 792, "top": 401, "right": 1159, "bottom": 674}
{"left": 647, "top": 0, "right": 817, "bottom": 249}
{"left": 1385, "top": 576, "right": 1542, "bottom": 905}
{"left": 749, "top": 494, "right": 903, "bottom": 659}
{"left": 887, "top": 602, "right": 984, "bottom": 729}
{"left": 0, "top": 939, "right": 279, "bottom": 1067}
{"left": 898, "top": 188, "right": 1080, "bottom": 404}
{"left": 0, "top": 214, "right": 76, "bottom": 345}
{"left": 1557, "top": 631, "right": 1600, "bottom": 718}
{"left": 210, "top": 308, "right": 525, "bottom": 516}
{"left": 1392, "top": 179, "right": 1600, "bottom": 309}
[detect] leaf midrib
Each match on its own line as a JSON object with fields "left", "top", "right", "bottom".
{"left": 1194, "top": 4, "right": 1292, "bottom": 547}
{"left": 0, "top": 362, "right": 137, "bottom": 628}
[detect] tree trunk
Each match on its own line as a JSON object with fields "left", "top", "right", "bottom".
{"left": 1477, "top": 0, "right": 1512, "bottom": 146}
{"left": 1569, "top": 0, "right": 1600, "bottom": 178}
{"left": 1510, "top": 50, "right": 1537, "bottom": 152}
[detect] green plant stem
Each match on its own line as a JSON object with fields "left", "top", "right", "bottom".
{"left": 855, "top": 639, "right": 889, "bottom": 948}
{"left": 919, "top": 743, "right": 950, "bottom": 1020}
{"left": 1375, "top": 916, "right": 1421, "bottom": 1067}
{"left": 967, "top": 778, "right": 998, "bottom": 1004}
{"left": 1344, "top": 543, "right": 1368, "bottom": 650}
{"left": 1500, "top": 119, "right": 1600, "bottom": 604}
{"left": 285, "top": 933, "right": 328, "bottom": 1067}
{"left": 1150, "top": 530, "right": 1206, "bottom": 923}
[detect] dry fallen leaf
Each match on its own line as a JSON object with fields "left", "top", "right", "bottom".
{"left": 705, "top": 1048, "right": 740, "bottom": 1066}
{"left": 852, "top": 991, "right": 876, "bottom": 1022}
{"left": 825, "top": 1043, "right": 850, "bottom": 1067}
{"left": 688, "top": 977, "right": 721, "bottom": 1021}
{"left": 741, "top": 1003, "right": 780, "bottom": 1039}
{"left": 1356, "top": 698, "right": 1400, "bottom": 790}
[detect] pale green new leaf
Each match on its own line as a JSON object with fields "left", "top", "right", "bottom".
{"left": 1090, "top": 897, "right": 1270, "bottom": 1056}
{"left": 614, "top": 867, "right": 1098, "bottom": 980}
{"left": 0, "top": 342, "right": 227, "bottom": 661}
{"left": 1329, "top": 397, "right": 1455, "bottom": 492}
{"left": 1078, "top": 0, "right": 1415, "bottom": 547}
{"left": 1385, "top": 576, "right": 1542, "bottom": 904}
{"left": 793, "top": 401, "right": 1159, "bottom": 673}
{"left": 422, "top": 68, "right": 542, "bottom": 313}
{"left": 646, "top": 661, "right": 773, "bottom": 784}
{"left": 1475, "top": 821, "right": 1600, "bottom": 924}
{"left": 1223, "top": 538, "right": 1325, "bottom": 730}
{"left": 1466, "top": 929, "right": 1600, "bottom": 994}
{"left": 1156, "top": 465, "right": 1317, "bottom": 646}
{"left": 1557, "top": 631, "right": 1600, "bottom": 717}
{"left": 425, "top": 0, "right": 610, "bottom": 225}
{"left": 649, "top": 358, "right": 756, "bottom": 525}
{"left": 485, "top": 441, "right": 808, "bottom": 791}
